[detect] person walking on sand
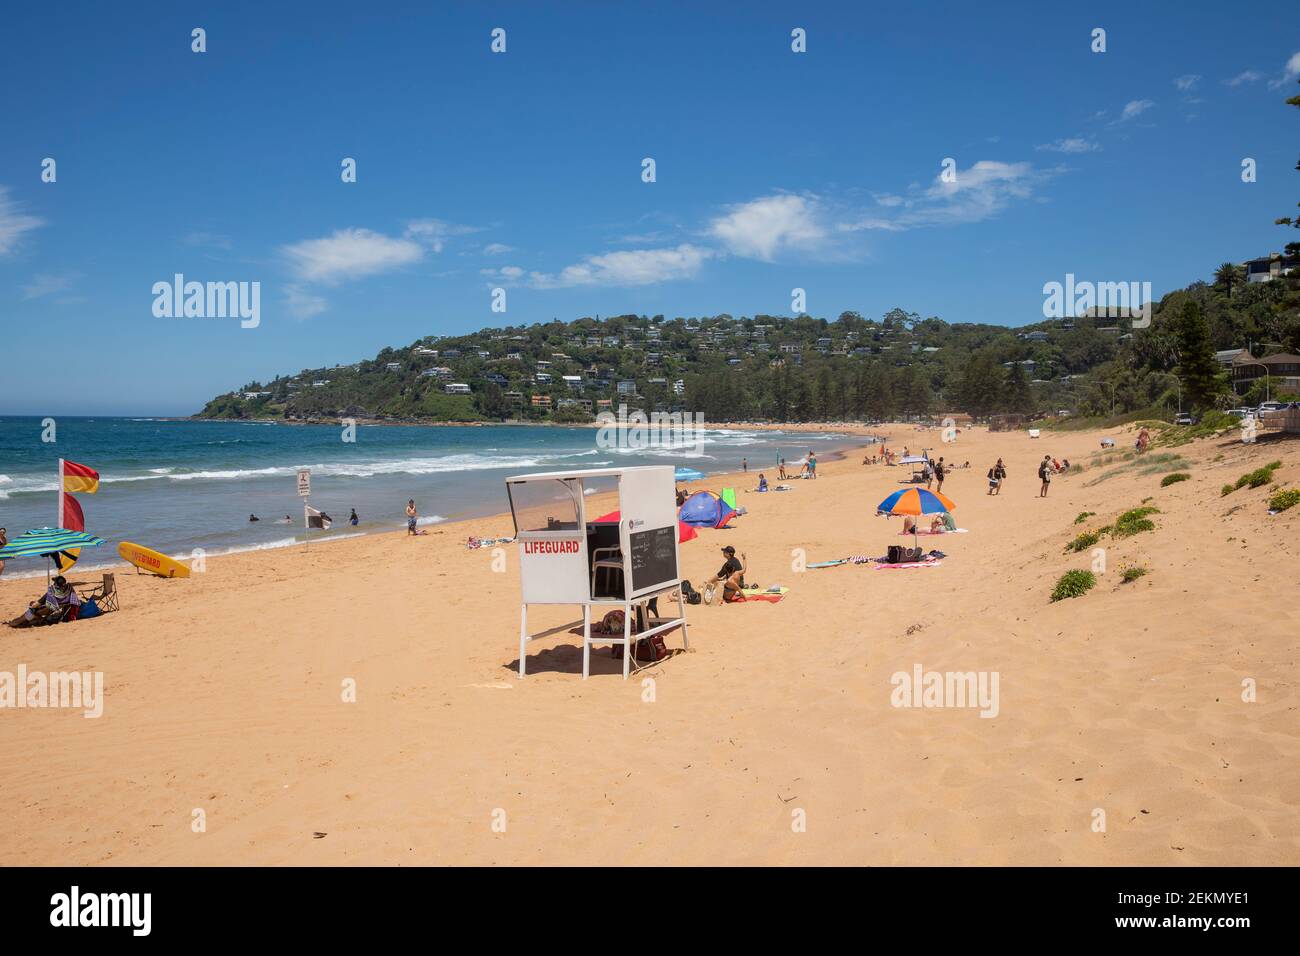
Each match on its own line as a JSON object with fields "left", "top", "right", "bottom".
{"left": 934, "top": 457, "right": 946, "bottom": 493}
{"left": 808, "top": 452, "right": 817, "bottom": 479}
{"left": 987, "top": 458, "right": 1006, "bottom": 495}
{"left": 406, "top": 499, "right": 419, "bottom": 535}
{"left": 742, "top": 457, "right": 748, "bottom": 473}
{"left": 1038, "top": 455, "right": 1052, "bottom": 497}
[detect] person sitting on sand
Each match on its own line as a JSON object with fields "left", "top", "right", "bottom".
{"left": 929, "top": 515, "right": 945, "bottom": 534}
{"left": 902, "top": 514, "right": 918, "bottom": 535}
{"left": 715, "top": 546, "right": 747, "bottom": 602}
{"left": 676, "top": 487, "right": 687, "bottom": 506}
{"left": 757, "top": 473, "right": 768, "bottom": 492}
{"left": 9, "top": 575, "right": 82, "bottom": 627}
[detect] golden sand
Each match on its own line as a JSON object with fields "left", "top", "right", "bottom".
{"left": 1, "top": 423, "right": 1297, "bottom": 865}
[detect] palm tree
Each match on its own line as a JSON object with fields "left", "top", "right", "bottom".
{"left": 1213, "top": 261, "right": 1244, "bottom": 297}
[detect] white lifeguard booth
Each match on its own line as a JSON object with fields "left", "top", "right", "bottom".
{"left": 505, "top": 465, "right": 689, "bottom": 679}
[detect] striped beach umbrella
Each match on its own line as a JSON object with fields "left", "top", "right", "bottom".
{"left": 0, "top": 528, "right": 106, "bottom": 580}
{"left": 876, "top": 487, "right": 956, "bottom": 516}
{"left": 877, "top": 488, "right": 956, "bottom": 550}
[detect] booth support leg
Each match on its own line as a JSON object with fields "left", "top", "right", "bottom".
{"left": 622, "top": 602, "right": 632, "bottom": 680}
{"left": 518, "top": 603, "right": 528, "bottom": 678}
{"left": 678, "top": 586, "right": 689, "bottom": 650}
{"left": 581, "top": 604, "right": 591, "bottom": 680}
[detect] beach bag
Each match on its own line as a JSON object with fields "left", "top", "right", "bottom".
{"left": 634, "top": 635, "right": 669, "bottom": 662}
{"left": 79, "top": 599, "right": 101, "bottom": 620}
{"left": 680, "top": 580, "right": 702, "bottom": 605}
{"left": 887, "top": 544, "right": 906, "bottom": 564}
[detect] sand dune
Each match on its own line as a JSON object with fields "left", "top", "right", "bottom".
{"left": 2, "top": 422, "right": 1297, "bottom": 865}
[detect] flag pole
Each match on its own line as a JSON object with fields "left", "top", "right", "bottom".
{"left": 57, "top": 458, "right": 64, "bottom": 529}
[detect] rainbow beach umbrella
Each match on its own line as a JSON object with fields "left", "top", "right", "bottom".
{"left": 876, "top": 488, "right": 956, "bottom": 548}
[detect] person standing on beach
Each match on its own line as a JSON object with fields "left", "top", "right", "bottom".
{"left": 934, "top": 457, "right": 946, "bottom": 493}
{"left": 742, "top": 457, "right": 748, "bottom": 472}
{"left": 406, "top": 499, "right": 419, "bottom": 534}
{"left": 1038, "top": 455, "right": 1052, "bottom": 497}
{"left": 808, "top": 452, "right": 817, "bottom": 479}
{"left": 0, "top": 527, "right": 7, "bottom": 577}
{"left": 987, "top": 458, "right": 1006, "bottom": 495}
{"left": 350, "top": 508, "right": 359, "bottom": 526}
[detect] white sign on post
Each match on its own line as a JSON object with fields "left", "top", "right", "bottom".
{"left": 297, "top": 469, "right": 311, "bottom": 497}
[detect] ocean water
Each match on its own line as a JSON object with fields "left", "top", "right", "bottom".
{"left": 0, "top": 417, "right": 868, "bottom": 577}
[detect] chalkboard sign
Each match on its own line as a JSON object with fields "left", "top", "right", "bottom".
{"left": 629, "top": 525, "right": 677, "bottom": 593}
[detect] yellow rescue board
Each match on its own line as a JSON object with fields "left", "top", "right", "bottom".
{"left": 118, "top": 541, "right": 190, "bottom": 578}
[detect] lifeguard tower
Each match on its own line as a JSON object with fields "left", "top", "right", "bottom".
{"left": 505, "top": 465, "right": 689, "bottom": 679}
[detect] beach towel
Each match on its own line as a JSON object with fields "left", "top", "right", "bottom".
{"left": 733, "top": 585, "right": 788, "bottom": 603}
{"left": 874, "top": 557, "right": 943, "bottom": 570}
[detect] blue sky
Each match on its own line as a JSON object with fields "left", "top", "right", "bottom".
{"left": 1, "top": 1, "right": 1297, "bottom": 415}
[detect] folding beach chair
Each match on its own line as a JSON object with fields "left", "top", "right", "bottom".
{"left": 78, "top": 572, "right": 120, "bottom": 615}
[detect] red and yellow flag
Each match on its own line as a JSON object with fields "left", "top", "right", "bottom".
{"left": 61, "top": 459, "right": 100, "bottom": 494}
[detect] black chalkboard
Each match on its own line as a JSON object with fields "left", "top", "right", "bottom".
{"left": 629, "top": 526, "right": 677, "bottom": 592}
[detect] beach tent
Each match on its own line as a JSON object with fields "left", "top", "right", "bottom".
{"left": 678, "top": 491, "right": 736, "bottom": 528}
{"left": 591, "top": 508, "right": 698, "bottom": 544}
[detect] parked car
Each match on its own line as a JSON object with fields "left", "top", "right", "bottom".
{"left": 1258, "top": 401, "right": 1285, "bottom": 413}
{"left": 1174, "top": 412, "right": 1196, "bottom": 426}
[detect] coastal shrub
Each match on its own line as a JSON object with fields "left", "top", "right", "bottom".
{"left": 1229, "top": 460, "right": 1283, "bottom": 493}
{"left": 1160, "top": 472, "right": 1191, "bottom": 487}
{"left": 1066, "top": 530, "right": 1102, "bottom": 553}
{"left": 1074, "top": 511, "right": 1095, "bottom": 524}
{"left": 1112, "top": 506, "right": 1159, "bottom": 539}
{"left": 1051, "top": 570, "right": 1096, "bottom": 602}
{"left": 1221, "top": 483, "right": 1235, "bottom": 497}
{"left": 1121, "top": 566, "right": 1149, "bottom": 583}
{"left": 1269, "top": 489, "right": 1300, "bottom": 513}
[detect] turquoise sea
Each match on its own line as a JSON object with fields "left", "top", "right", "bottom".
{"left": 0, "top": 417, "right": 869, "bottom": 577}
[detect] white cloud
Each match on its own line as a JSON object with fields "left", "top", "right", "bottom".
{"left": 1224, "top": 70, "right": 1263, "bottom": 87}
{"left": 843, "top": 160, "right": 1051, "bottom": 232}
{"left": 491, "top": 244, "right": 712, "bottom": 289}
{"left": 1267, "top": 51, "right": 1300, "bottom": 89}
{"left": 1118, "top": 99, "right": 1155, "bottom": 122}
{"left": 708, "top": 194, "right": 827, "bottom": 261}
{"left": 22, "top": 272, "right": 79, "bottom": 299}
{"left": 0, "top": 186, "right": 43, "bottom": 256}
{"left": 1173, "top": 74, "right": 1201, "bottom": 91}
{"left": 281, "top": 228, "right": 423, "bottom": 284}
{"left": 284, "top": 284, "right": 327, "bottom": 319}
{"left": 403, "top": 218, "right": 481, "bottom": 253}
{"left": 1036, "top": 137, "right": 1101, "bottom": 154}
{"left": 482, "top": 242, "right": 514, "bottom": 255}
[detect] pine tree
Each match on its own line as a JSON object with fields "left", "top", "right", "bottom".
{"left": 1174, "top": 300, "right": 1226, "bottom": 410}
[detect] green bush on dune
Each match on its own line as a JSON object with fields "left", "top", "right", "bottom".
{"left": 1120, "top": 566, "right": 1149, "bottom": 583}
{"left": 1074, "top": 511, "right": 1095, "bottom": 524}
{"left": 1160, "top": 472, "right": 1191, "bottom": 487}
{"left": 1112, "top": 506, "right": 1159, "bottom": 539}
{"left": 1051, "top": 570, "right": 1096, "bottom": 602}
{"left": 1269, "top": 489, "right": 1300, "bottom": 512}
{"left": 1066, "top": 530, "right": 1103, "bottom": 553}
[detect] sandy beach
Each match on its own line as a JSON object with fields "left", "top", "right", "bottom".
{"left": 2, "top": 422, "right": 1297, "bottom": 866}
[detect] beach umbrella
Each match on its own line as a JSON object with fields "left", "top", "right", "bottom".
{"left": 591, "top": 509, "right": 698, "bottom": 544}
{"left": 876, "top": 488, "right": 956, "bottom": 549}
{"left": 0, "top": 527, "right": 106, "bottom": 582}
{"left": 674, "top": 467, "right": 706, "bottom": 482}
